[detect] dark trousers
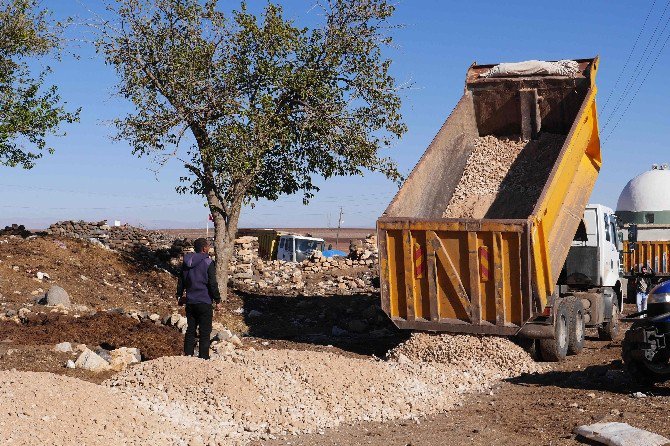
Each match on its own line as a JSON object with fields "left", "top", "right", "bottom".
{"left": 184, "top": 303, "right": 213, "bottom": 359}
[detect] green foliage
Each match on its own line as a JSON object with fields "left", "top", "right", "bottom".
{"left": 0, "top": 0, "right": 79, "bottom": 169}
{"left": 99, "top": 0, "right": 406, "bottom": 227}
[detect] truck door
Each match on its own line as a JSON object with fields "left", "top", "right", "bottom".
{"left": 286, "top": 237, "right": 295, "bottom": 262}
{"left": 601, "top": 213, "right": 619, "bottom": 286}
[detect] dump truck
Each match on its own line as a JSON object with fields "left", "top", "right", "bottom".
{"left": 377, "top": 57, "right": 614, "bottom": 361}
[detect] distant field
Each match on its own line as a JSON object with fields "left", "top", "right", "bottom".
{"left": 162, "top": 228, "right": 374, "bottom": 251}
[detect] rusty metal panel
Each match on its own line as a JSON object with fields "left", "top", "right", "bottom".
{"left": 401, "top": 230, "right": 416, "bottom": 321}
{"left": 378, "top": 221, "right": 528, "bottom": 334}
{"left": 467, "top": 232, "right": 482, "bottom": 324}
{"left": 492, "top": 232, "right": 506, "bottom": 325}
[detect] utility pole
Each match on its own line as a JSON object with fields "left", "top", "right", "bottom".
{"left": 336, "top": 207, "right": 343, "bottom": 250}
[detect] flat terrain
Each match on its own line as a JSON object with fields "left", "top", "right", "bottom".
{"left": 164, "top": 227, "right": 374, "bottom": 251}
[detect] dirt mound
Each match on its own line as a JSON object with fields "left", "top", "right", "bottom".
{"left": 387, "top": 332, "right": 543, "bottom": 376}
{"left": 0, "top": 370, "right": 187, "bottom": 446}
{"left": 444, "top": 133, "right": 565, "bottom": 219}
{"left": 0, "top": 312, "right": 182, "bottom": 359}
{"left": 0, "top": 235, "right": 178, "bottom": 314}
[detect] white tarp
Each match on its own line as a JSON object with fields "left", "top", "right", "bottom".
{"left": 573, "top": 422, "right": 670, "bottom": 446}
{"left": 480, "top": 59, "right": 580, "bottom": 78}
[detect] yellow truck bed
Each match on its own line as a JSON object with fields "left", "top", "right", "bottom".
{"left": 623, "top": 240, "right": 670, "bottom": 277}
{"left": 378, "top": 58, "right": 602, "bottom": 336}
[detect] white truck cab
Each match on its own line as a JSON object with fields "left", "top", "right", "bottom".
{"left": 277, "top": 235, "right": 325, "bottom": 262}
{"left": 558, "top": 204, "right": 624, "bottom": 342}
{"left": 565, "top": 204, "right": 622, "bottom": 290}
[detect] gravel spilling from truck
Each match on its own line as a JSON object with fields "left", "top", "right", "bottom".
{"left": 387, "top": 332, "right": 544, "bottom": 376}
{"left": 443, "top": 133, "right": 565, "bottom": 219}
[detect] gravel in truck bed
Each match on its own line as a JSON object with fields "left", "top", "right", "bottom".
{"left": 443, "top": 133, "right": 565, "bottom": 219}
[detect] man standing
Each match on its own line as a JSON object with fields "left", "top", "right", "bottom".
{"left": 176, "top": 238, "right": 221, "bottom": 359}
{"left": 636, "top": 265, "right": 653, "bottom": 314}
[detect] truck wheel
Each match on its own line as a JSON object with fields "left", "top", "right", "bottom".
{"left": 568, "top": 298, "right": 585, "bottom": 355}
{"left": 622, "top": 322, "right": 670, "bottom": 385}
{"left": 598, "top": 301, "right": 620, "bottom": 341}
{"left": 539, "top": 300, "right": 569, "bottom": 362}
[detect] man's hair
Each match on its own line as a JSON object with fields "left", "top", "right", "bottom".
{"left": 194, "top": 238, "right": 209, "bottom": 253}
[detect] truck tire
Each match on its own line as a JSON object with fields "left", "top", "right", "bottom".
{"left": 598, "top": 300, "right": 620, "bottom": 341}
{"left": 539, "top": 300, "right": 569, "bottom": 362}
{"left": 568, "top": 298, "right": 585, "bottom": 355}
{"left": 622, "top": 322, "right": 670, "bottom": 385}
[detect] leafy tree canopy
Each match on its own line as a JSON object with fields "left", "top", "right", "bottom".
{"left": 98, "top": 0, "right": 406, "bottom": 294}
{"left": 0, "top": 0, "right": 79, "bottom": 169}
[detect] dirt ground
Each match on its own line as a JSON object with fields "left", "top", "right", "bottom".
{"left": 0, "top": 235, "right": 177, "bottom": 313}
{"left": 255, "top": 310, "right": 670, "bottom": 446}
{"left": 3, "top": 233, "right": 670, "bottom": 445}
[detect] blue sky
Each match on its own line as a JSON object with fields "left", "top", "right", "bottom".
{"left": 1, "top": 0, "right": 668, "bottom": 229}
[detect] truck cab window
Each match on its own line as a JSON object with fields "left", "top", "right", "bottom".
{"left": 604, "top": 215, "right": 611, "bottom": 242}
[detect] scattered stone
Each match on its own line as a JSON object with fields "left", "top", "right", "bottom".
{"left": 65, "top": 360, "right": 75, "bottom": 369}
{"left": 53, "top": 342, "right": 73, "bottom": 353}
{"left": 574, "top": 422, "right": 670, "bottom": 446}
{"left": 109, "top": 347, "right": 142, "bottom": 371}
{"left": 45, "top": 285, "right": 71, "bottom": 308}
{"left": 36, "top": 272, "right": 50, "bottom": 281}
{"left": 75, "top": 349, "right": 111, "bottom": 372}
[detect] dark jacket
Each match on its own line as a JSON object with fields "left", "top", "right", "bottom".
{"left": 176, "top": 252, "right": 221, "bottom": 305}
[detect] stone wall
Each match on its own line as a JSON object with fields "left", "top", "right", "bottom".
{"left": 46, "top": 220, "right": 175, "bottom": 252}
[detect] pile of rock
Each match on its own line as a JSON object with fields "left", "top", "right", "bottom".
{"left": 46, "top": 220, "right": 175, "bottom": 252}
{"left": 235, "top": 253, "right": 378, "bottom": 296}
{"left": 56, "top": 343, "right": 142, "bottom": 372}
{"left": 348, "top": 234, "right": 378, "bottom": 261}
{"left": 0, "top": 224, "right": 32, "bottom": 238}
{"left": 229, "top": 236, "right": 258, "bottom": 282}
{"left": 387, "top": 332, "right": 544, "bottom": 376}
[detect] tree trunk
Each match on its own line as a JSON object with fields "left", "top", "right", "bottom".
{"left": 209, "top": 196, "right": 243, "bottom": 302}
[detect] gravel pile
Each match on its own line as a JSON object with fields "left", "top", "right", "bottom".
{"left": 0, "top": 336, "right": 543, "bottom": 445}
{"left": 0, "top": 370, "right": 186, "bottom": 446}
{"left": 104, "top": 342, "right": 541, "bottom": 444}
{"left": 387, "top": 332, "right": 544, "bottom": 377}
{"left": 443, "top": 133, "right": 565, "bottom": 219}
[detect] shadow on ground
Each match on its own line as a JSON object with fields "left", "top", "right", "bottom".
{"left": 236, "top": 290, "right": 409, "bottom": 357}
{"left": 508, "top": 354, "right": 670, "bottom": 395}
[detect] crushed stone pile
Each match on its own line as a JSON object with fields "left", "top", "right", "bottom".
{"left": 0, "top": 370, "right": 187, "bottom": 446}
{"left": 443, "top": 133, "right": 565, "bottom": 219}
{"left": 387, "top": 332, "right": 544, "bottom": 377}
{"left": 104, "top": 341, "right": 542, "bottom": 444}
{"left": 0, "top": 335, "right": 543, "bottom": 445}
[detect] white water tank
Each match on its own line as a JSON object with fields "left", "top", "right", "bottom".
{"left": 617, "top": 164, "right": 670, "bottom": 225}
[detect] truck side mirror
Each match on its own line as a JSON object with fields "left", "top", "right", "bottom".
{"left": 628, "top": 225, "right": 638, "bottom": 243}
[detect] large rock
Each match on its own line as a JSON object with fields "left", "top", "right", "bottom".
{"left": 75, "top": 349, "right": 110, "bottom": 372}
{"left": 109, "top": 347, "right": 141, "bottom": 371}
{"left": 53, "top": 342, "right": 73, "bottom": 353}
{"left": 46, "top": 285, "right": 71, "bottom": 308}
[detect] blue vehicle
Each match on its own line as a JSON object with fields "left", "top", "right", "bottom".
{"left": 622, "top": 279, "right": 670, "bottom": 384}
